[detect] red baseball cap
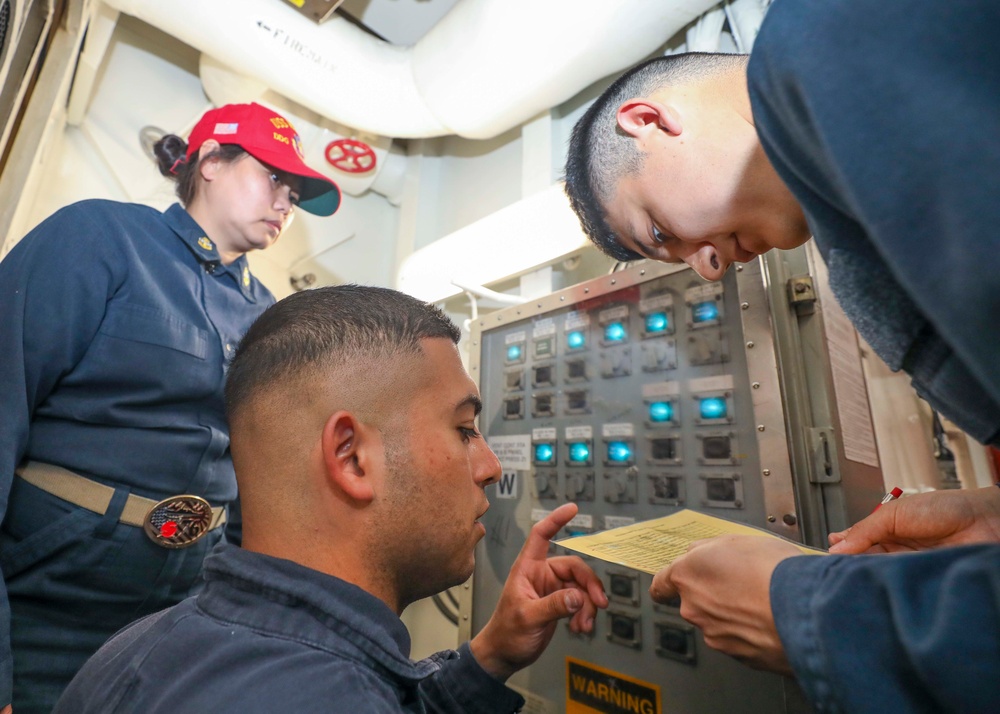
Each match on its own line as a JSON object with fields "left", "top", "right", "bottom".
{"left": 186, "top": 102, "right": 341, "bottom": 216}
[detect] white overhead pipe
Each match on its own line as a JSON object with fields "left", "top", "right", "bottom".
{"left": 723, "top": 0, "right": 769, "bottom": 52}
{"left": 685, "top": 7, "right": 727, "bottom": 52}
{"left": 101, "top": 0, "right": 720, "bottom": 140}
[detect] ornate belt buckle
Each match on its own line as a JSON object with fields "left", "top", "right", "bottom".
{"left": 143, "top": 495, "right": 214, "bottom": 548}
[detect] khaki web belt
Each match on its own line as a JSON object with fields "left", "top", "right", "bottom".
{"left": 15, "top": 461, "right": 226, "bottom": 548}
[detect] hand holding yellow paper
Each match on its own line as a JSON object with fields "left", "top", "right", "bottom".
{"left": 555, "top": 509, "right": 826, "bottom": 574}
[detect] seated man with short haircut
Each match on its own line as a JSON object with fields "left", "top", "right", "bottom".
{"left": 53, "top": 285, "right": 608, "bottom": 713}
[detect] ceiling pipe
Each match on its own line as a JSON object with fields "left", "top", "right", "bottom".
{"left": 101, "top": 0, "right": 720, "bottom": 140}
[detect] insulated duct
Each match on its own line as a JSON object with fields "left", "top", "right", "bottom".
{"left": 101, "top": 0, "right": 720, "bottom": 140}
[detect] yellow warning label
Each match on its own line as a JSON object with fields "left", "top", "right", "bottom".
{"left": 566, "top": 657, "right": 660, "bottom": 714}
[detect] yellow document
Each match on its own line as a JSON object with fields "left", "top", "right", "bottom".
{"left": 555, "top": 509, "right": 825, "bottom": 574}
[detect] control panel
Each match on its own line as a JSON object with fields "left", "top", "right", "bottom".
{"left": 464, "top": 261, "right": 816, "bottom": 713}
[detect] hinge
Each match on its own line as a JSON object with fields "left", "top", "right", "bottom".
{"left": 787, "top": 275, "right": 816, "bottom": 314}
{"left": 807, "top": 427, "right": 841, "bottom": 483}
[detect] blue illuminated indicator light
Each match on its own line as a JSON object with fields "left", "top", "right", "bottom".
{"left": 649, "top": 401, "right": 674, "bottom": 423}
{"left": 534, "top": 443, "right": 555, "bottom": 463}
{"left": 699, "top": 397, "right": 728, "bottom": 420}
{"left": 567, "top": 330, "right": 586, "bottom": 350}
{"left": 645, "top": 311, "right": 669, "bottom": 334}
{"left": 607, "top": 441, "right": 633, "bottom": 463}
{"left": 604, "top": 321, "right": 627, "bottom": 342}
{"left": 692, "top": 301, "right": 720, "bottom": 323}
{"left": 506, "top": 344, "right": 522, "bottom": 361}
{"left": 569, "top": 442, "right": 591, "bottom": 463}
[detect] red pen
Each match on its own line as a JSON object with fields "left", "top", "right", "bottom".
{"left": 874, "top": 486, "right": 903, "bottom": 511}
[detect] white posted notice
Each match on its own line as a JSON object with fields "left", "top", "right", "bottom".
{"left": 814, "top": 260, "right": 880, "bottom": 468}
{"left": 487, "top": 434, "right": 531, "bottom": 471}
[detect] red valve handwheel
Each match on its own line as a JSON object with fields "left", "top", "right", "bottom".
{"left": 325, "top": 138, "right": 377, "bottom": 174}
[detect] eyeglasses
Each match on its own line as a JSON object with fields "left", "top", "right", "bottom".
{"left": 250, "top": 156, "right": 301, "bottom": 206}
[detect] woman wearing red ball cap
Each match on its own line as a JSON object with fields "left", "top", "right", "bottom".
{"left": 0, "top": 102, "right": 340, "bottom": 714}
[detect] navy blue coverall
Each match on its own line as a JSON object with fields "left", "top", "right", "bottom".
{"left": 0, "top": 200, "right": 274, "bottom": 712}
{"left": 749, "top": 1, "right": 1000, "bottom": 711}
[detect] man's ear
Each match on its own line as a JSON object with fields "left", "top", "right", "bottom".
{"left": 616, "top": 98, "right": 683, "bottom": 141}
{"left": 320, "top": 411, "right": 376, "bottom": 503}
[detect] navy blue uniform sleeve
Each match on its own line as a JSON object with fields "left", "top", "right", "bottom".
{"left": 0, "top": 203, "right": 125, "bottom": 705}
{"left": 771, "top": 547, "right": 1000, "bottom": 713}
{"left": 419, "top": 643, "right": 525, "bottom": 713}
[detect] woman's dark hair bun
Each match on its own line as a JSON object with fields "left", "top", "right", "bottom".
{"left": 153, "top": 134, "right": 188, "bottom": 179}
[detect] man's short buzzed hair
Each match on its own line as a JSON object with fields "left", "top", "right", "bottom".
{"left": 225, "top": 284, "right": 461, "bottom": 422}
{"left": 565, "top": 52, "right": 748, "bottom": 261}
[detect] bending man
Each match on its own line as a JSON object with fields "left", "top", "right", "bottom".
{"left": 564, "top": 1, "right": 1000, "bottom": 711}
